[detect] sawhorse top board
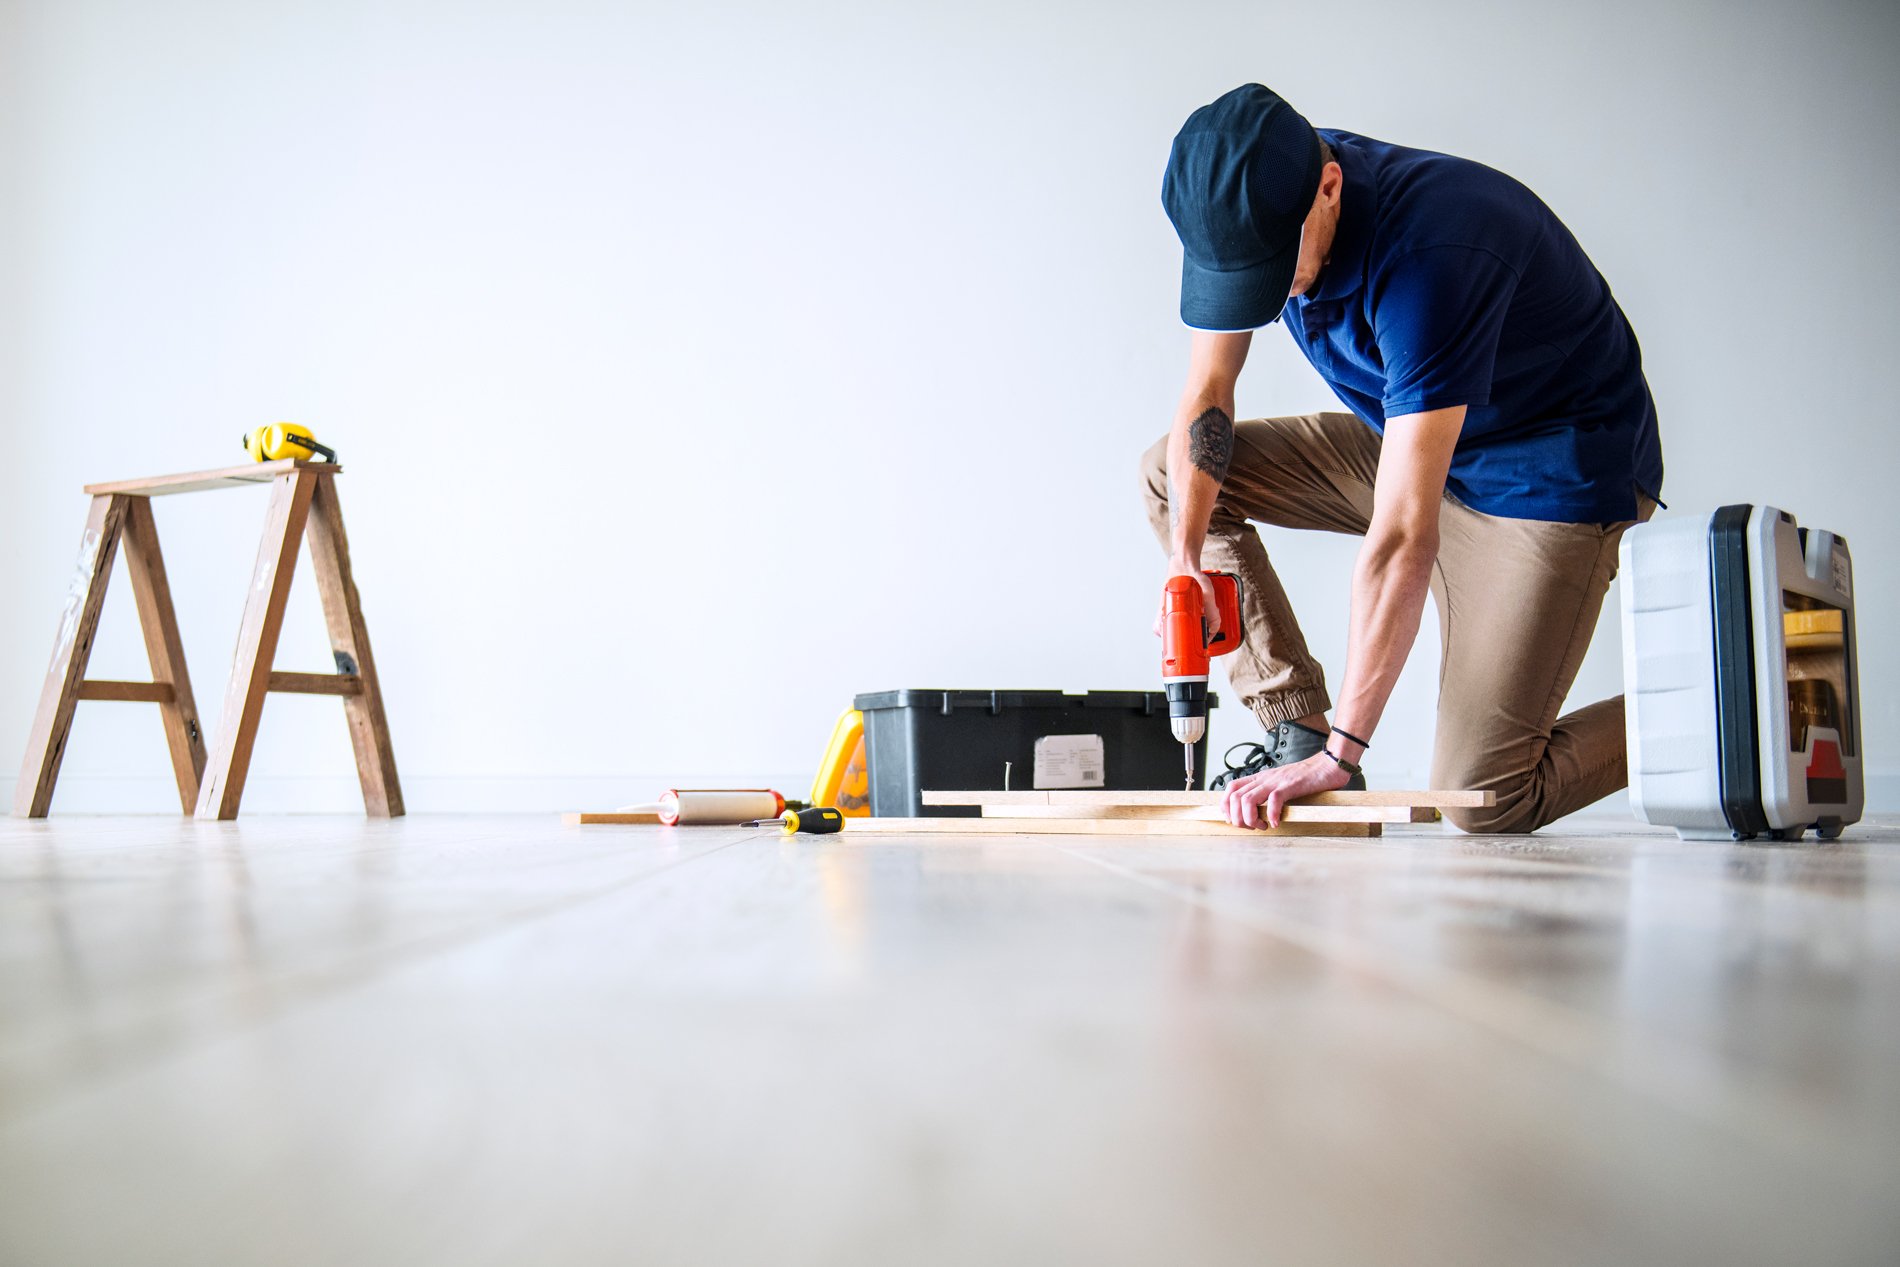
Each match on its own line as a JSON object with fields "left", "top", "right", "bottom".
{"left": 83, "top": 459, "right": 323, "bottom": 498}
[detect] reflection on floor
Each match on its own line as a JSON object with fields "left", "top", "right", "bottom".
{"left": 2, "top": 814, "right": 1897, "bottom": 1266}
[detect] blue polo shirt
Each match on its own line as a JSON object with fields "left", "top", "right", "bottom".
{"left": 1282, "top": 130, "right": 1663, "bottom": 523}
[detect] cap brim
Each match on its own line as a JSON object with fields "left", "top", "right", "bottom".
{"left": 1179, "top": 237, "right": 1299, "bottom": 332}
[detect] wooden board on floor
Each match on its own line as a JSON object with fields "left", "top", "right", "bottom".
{"left": 840, "top": 816, "right": 1379, "bottom": 839}
{"left": 563, "top": 812, "right": 665, "bottom": 825}
{"left": 923, "top": 788, "right": 1493, "bottom": 809}
{"left": 981, "top": 803, "right": 1435, "bottom": 824}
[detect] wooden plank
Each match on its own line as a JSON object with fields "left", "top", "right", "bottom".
{"left": 562, "top": 812, "right": 666, "bottom": 826}
{"left": 14, "top": 496, "right": 129, "bottom": 817}
{"left": 120, "top": 495, "right": 206, "bottom": 812}
{"left": 840, "top": 817, "right": 1379, "bottom": 839}
{"left": 195, "top": 471, "right": 318, "bottom": 820}
{"left": 76, "top": 681, "right": 175, "bottom": 703}
{"left": 981, "top": 803, "right": 1434, "bottom": 824}
{"left": 302, "top": 475, "right": 403, "bottom": 817}
{"left": 84, "top": 460, "right": 340, "bottom": 498}
{"left": 268, "top": 671, "right": 364, "bottom": 697}
{"left": 922, "top": 788, "right": 1494, "bottom": 809}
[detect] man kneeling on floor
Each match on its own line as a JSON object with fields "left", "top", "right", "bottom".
{"left": 1144, "top": 84, "right": 1664, "bottom": 834}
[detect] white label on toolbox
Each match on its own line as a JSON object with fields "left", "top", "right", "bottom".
{"left": 1034, "top": 734, "right": 1105, "bottom": 789}
{"left": 1832, "top": 548, "right": 1851, "bottom": 599}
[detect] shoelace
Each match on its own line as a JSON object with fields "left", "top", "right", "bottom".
{"left": 1209, "top": 741, "right": 1270, "bottom": 791}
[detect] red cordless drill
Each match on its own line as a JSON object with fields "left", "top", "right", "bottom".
{"left": 1161, "top": 571, "right": 1243, "bottom": 789}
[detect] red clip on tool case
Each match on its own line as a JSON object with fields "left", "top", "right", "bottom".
{"left": 1620, "top": 505, "right": 1863, "bottom": 841}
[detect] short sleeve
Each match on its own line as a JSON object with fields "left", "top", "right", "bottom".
{"left": 1373, "top": 245, "right": 1519, "bottom": 418}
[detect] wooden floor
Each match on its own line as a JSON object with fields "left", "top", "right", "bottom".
{"left": 2, "top": 813, "right": 1896, "bottom": 1266}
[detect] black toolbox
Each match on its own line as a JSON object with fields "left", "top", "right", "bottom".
{"left": 853, "top": 689, "right": 1219, "bottom": 818}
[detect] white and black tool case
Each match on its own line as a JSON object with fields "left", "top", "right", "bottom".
{"left": 1620, "top": 505, "right": 1862, "bottom": 840}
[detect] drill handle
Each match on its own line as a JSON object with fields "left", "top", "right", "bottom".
{"left": 1203, "top": 571, "right": 1244, "bottom": 657}
{"left": 1161, "top": 570, "right": 1245, "bottom": 680}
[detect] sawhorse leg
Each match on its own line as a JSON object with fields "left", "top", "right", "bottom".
{"left": 122, "top": 496, "right": 208, "bottom": 810}
{"left": 195, "top": 471, "right": 317, "bottom": 820}
{"left": 306, "top": 475, "right": 404, "bottom": 817}
{"left": 14, "top": 494, "right": 206, "bottom": 816}
{"left": 193, "top": 469, "right": 403, "bottom": 820}
{"left": 13, "top": 496, "right": 128, "bottom": 817}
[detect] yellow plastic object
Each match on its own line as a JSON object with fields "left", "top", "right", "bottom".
{"left": 242, "top": 422, "right": 335, "bottom": 463}
{"left": 1784, "top": 607, "right": 1845, "bottom": 650}
{"left": 810, "top": 708, "right": 870, "bottom": 816}
{"left": 836, "top": 736, "right": 869, "bottom": 815}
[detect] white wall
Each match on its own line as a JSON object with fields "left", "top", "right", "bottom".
{"left": 4, "top": 0, "right": 1896, "bottom": 813}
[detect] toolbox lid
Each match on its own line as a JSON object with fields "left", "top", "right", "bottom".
{"left": 853, "top": 689, "right": 1218, "bottom": 714}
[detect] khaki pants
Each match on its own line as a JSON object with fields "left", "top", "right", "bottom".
{"left": 1140, "top": 412, "right": 1652, "bottom": 834}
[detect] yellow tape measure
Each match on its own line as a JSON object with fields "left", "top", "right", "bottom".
{"left": 242, "top": 423, "right": 337, "bottom": 464}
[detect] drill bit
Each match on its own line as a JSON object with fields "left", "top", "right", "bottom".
{"left": 1184, "top": 743, "right": 1195, "bottom": 790}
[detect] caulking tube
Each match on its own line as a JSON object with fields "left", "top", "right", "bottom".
{"left": 656, "top": 789, "right": 785, "bottom": 826}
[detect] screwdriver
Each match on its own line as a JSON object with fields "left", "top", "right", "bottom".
{"left": 745, "top": 807, "right": 845, "bottom": 834}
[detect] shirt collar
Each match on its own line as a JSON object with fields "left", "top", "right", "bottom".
{"left": 1307, "top": 136, "right": 1374, "bottom": 304}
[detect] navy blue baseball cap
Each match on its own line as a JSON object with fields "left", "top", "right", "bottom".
{"left": 1162, "top": 85, "right": 1324, "bottom": 331}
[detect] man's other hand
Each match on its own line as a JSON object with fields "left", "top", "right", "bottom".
{"left": 1219, "top": 753, "right": 1353, "bottom": 829}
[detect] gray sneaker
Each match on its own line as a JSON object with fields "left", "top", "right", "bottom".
{"left": 1210, "top": 721, "right": 1368, "bottom": 791}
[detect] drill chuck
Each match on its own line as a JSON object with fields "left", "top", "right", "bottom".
{"left": 1170, "top": 716, "right": 1205, "bottom": 745}
{"left": 1165, "top": 677, "right": 1209, "bottom": 743}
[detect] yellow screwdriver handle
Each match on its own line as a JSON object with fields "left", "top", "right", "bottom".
{"left": 780, "top": 807, "right": 844, "bottom": 834}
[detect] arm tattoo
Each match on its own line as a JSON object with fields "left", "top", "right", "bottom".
{"left": 1187, "top": 407, "right": 1234, "bottom": 483}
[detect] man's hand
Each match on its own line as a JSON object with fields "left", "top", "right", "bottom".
{"left": 1151, "top": 560, "right": 1223, "bottom": 643}
{"left": 1218, "top": 752, "right": 1353, "bottom": 829}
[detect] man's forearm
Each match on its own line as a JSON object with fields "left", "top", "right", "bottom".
{"left": 1165, "top": 396, "right": 1235, "bottom": 566}
{"left": 1324, "top": 403, "right": 1465, "bottom": 759}
{"left": 1330, "top": 527, "right": 1437, "bottom": 753}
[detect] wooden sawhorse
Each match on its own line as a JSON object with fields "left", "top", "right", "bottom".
{"left": 13, "top": 459, "right": 403, "bottom": 820}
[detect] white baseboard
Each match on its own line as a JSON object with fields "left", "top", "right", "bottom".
{"left": 23, "top": 769, "right": 1900, "bottom": 817}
